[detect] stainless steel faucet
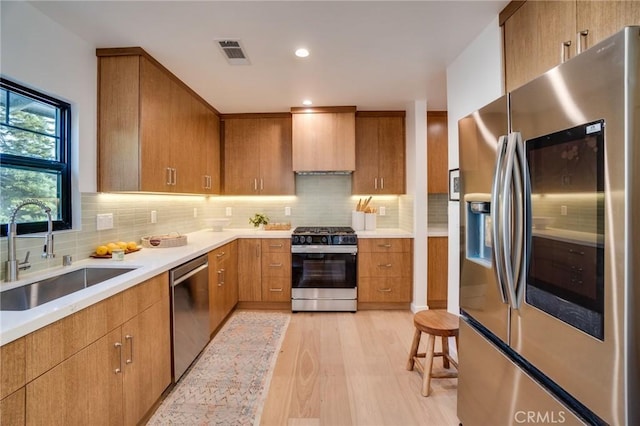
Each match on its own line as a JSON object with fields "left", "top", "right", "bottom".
{"left": 5, "top": 199, "right": 55, "bottom": 282}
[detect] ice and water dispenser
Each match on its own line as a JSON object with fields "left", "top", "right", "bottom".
{"left": 465, "top": 193, "right": 492, "bottom": 268}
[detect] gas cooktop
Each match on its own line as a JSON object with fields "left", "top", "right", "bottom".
{"left": 291, "top": 226, "right": 357, "bottom": 246}
{"left": 292, "top": 226, "right": 355, "bottom": 235}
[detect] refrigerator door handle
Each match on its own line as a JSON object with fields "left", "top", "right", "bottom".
{"left": 511, "top": 132, "right": 526, "bottom": 309}
{"left": 516, "top": 131, "right": 530, "bottom": 308}
{"left": 501, "top": 132, "right": 520, "bottom": 309}
{"left": 491, "top": 135, "right": 509, "bottom": 304}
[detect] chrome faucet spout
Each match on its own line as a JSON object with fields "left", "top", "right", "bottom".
{"left": 5, "top": 199, "right": 56, "bottom": 282}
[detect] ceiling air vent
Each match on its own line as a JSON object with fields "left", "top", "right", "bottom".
{"left": 216, "top": 40, "right": 250, "bottom": 65}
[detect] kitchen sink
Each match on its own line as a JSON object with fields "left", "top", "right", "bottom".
{"left": 1, "top": 267, "right": 137, "bottom": 311}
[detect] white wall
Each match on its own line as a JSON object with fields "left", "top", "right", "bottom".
{"left": 405, "top": 100, "right": 428, "bottom": 312}
{"left": 1, "top": 1, "right": 97, "bottom": 194}
{"left": 445, "top": 17, "right": 504, "bottom": 314}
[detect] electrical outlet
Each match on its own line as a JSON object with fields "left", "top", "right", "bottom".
{"left": 225, "top": 207, "right": 232, "bottom": 217}
{"left": 560, "top": 205, "right": 568, "bottom": 216}
{"left": 150, "top": 210, "right": 157, "bottom": 224}
{"left": 379, "top": 206, "right": 386, "bottom": 216}
{"left": 96, "top": 213, "right": 114, "bottom": 230}
{"left": 193, "top": 208, "right": 198, "bottom": 218}
{"left": 285, "top": 206, "right": 291, "bottom": 216}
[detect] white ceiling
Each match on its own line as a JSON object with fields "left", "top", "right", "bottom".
{"left": 31, "top": 1, "right": 508, "bottom": 114}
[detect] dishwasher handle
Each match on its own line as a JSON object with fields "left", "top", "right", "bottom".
{"left": 172, "top": 263, "right": 208, "bottom": 287}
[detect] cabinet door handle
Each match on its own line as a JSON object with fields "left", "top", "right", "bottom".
{"left": 256, "top": 243, "right": 261, "bottom": 258}
{"left": 269, "top": 288, "right": 283, "bottom": 292}
{"left": 260, "top": 179, "right": 264, "bottom": 191}
{"left": 269, "top": 263, "right": 283, "bottom": 268}
{"left": 577, "top": 29, "right": 589, "bottom": 54}
{"left": 216, "top": 251, "right": 226, "bottom": 258}
{"left": 166, "top": 168, "right": 172, "bottom": 185}
{"left": 269, "top": 243, "right": 283, "bottom": 248}
{"left": 173, "top": 168, "right": 177, "bottom": 185}
{"left": 560, "top": 40, "right": 572, "bottom": 63}
{"left": 380, "top": 177, "right": 384, "bottom": 190}
{"left": 378, "top": 263, "right": 393, "bottom": 268}
{"left": 217, "top": 269, "right": 223, "bottom": 286}
{"left": 377, "top": 288, "right": 392, "bottom": 292}
{"left": 254, "top": 178, "right": 258, "bottom": 191}
{"left": 374, "top": 177, "right": 378, "bottom": 190}
{"left": 125, "top": 335, "right": 133, "bottom": 364}
{"left": 568, "top": 249, "right": 584, "bottom": 256}
{"left": 378, "top": 243, "right": 392, "bottom": 248}
{"left": 114, "top": 342, "right": 123, "bottom": 374}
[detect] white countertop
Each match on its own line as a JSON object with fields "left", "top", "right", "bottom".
{"left": 356, "top": 228, "right": 413, "bottom": 238}
{"left": 0, "top": 227, "right": 418, "bottom": 345}
{"left": 427, "top": 224, "right": 448, "bottom": 237}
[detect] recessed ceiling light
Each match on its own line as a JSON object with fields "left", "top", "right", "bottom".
{"left": 295, "top": 48, "right": 310, "bottom": 58}
{"left": 302, "top": 99, "right": 313, "bottom": 106}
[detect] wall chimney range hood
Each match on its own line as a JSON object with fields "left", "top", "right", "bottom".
{"left": 291, "top": 106, "right": 356, "bottom": 173}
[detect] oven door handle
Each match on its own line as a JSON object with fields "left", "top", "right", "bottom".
{"left": 291, "top": 245, "right": 358, "bottom": 254}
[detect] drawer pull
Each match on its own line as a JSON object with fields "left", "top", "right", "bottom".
{"left": 269, "top": 288, "right": 283, "bottom": 292}
{"left": 378, "top": 263, "right": 393, "bottom": 268}
{"left": 377, "top": 288, "right": 392, "bottom": 292}
{"left": 125, "top": 335, "right": 133, "bottom": 364}
{"left": 269, "top": 263, "right": 283, "bottom": 268}
{"left": 114, "top": 342, "right": 123, "bottom": 374}
{"left": 269, "top": 243, "right": 283, "bottom": 248}
{"left": 378, "top": 243, "right": 392, "bottom": 248}
{"left": 216, "top": 251, "right": 226, "bottom": 258}
{"left": 568, "top": 249, "right": 584, "bottom": 256}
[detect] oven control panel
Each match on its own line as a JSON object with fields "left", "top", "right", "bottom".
{"left": 291, "top": 234, "right": 357, "bottom": 245}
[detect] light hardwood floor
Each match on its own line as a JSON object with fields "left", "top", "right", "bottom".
{"left": 260, "top": 310, "right": 459, "bottom": 426}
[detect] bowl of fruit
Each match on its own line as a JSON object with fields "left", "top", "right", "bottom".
{"left": 93, "top": 241, "right": 141, "bottom": 258}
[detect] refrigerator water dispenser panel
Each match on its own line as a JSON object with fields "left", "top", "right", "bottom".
{"left": 465, "top": 194, "right": 492, "bottom": 268}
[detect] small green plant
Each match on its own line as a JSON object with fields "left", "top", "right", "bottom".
{"left": 249, "top": 213, "right": 269, "bottom": 228}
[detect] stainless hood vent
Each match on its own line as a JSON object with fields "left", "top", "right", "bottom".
{"left": 216, "top": 40, "right": 250, "bottom": 65}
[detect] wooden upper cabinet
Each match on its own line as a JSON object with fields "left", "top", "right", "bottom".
{"left": 503, "top": 0, "right": 576, "bottom": 92}
{"left": 352, "top": 112, "right": 406, "bottom": 195}
{"left": 576, "top": 1, "right": 640, "bottom": 52}
{"left": 291, "top": 106, "right": 356, "bottom": 172}
{"left": 427, "top": 111, "right": 448, "bottom": 194}
{"left": 222, "top": 114, "right": 294, "bottom": 195}
{"left": 502, "top": 1, "right": 640, "bottom": 92}
{"left": 97, "top": 47, "right": 221, "bottom": 194}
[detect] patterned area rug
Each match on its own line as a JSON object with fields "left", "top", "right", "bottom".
{"left": 148, "top": 311, "right": 290, "bottom": 425}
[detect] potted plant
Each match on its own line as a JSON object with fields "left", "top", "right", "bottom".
{"left": 249, "top": 213, "right": 269, "bottom": 229}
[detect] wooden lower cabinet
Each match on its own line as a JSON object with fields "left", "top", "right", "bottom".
{"left": 427, "top": 237, "right": 448, "bottom": 309}
{"left": 122, "top": 295, "right": 171, "bottom": 425}
{"left": 238, "top": 238, "right": 291, "bottom": 305}
{"left": 2, "top": 274, "right": 171, "bottom": 426}
{"left": 209, "top": 241, "right": 239, "bottom": 333}
{"left": 26, "top": 328, "right": 124, "bottom": 425}
{"left": 1, "top": 388, "right": 25, "bottom": 425}
{"left": 358, "top": 238, "right": 412, "bottom": 305}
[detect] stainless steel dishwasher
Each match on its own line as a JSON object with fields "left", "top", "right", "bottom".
{"left": 169, "top": 254, "right": 209, "bottom": 382}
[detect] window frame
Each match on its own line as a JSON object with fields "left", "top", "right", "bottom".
{"left": 0, "top": 77, "right": 72, "bottom": 237}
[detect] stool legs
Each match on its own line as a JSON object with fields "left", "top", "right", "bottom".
{"left": 406, "top": 328, "right": 421, "bottom": 371}
{"left": 421, "top": 334, "right": 436, "bottom": 396}
{"left": 442, "top": 337, "right": 450, "bottom": 369}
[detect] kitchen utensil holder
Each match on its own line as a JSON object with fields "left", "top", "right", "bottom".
{"left": 365, "top": 213, "right": 377, "bottom": 231}
{"left": 352, "top": 211, "right": 365, "bottom": 231}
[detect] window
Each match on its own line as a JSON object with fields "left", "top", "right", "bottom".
{"left": 0, "top": 78, "right": 72, "bottom": 236}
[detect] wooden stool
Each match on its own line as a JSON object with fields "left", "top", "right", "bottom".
{"left": 406, "top": 310, "right": 459, "bottom": 396}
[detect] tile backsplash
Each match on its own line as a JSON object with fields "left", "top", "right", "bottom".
{"left": 0, "top": 175, "right": 402, "bottom": 280}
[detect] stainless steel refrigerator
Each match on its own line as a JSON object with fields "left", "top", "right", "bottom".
{"left": 458, "top": 27, "right": 640, "bottom": 426}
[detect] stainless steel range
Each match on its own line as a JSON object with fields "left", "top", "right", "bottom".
{"left": 291, "top": 226, "right": 358, "bottom": 312}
